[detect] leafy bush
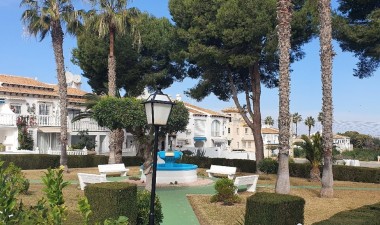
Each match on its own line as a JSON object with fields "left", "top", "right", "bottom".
{"left": 78, "top": 197, "right": 129, "bottom": 225}
{"left": 0, "top": 161, "right": 23, "bottom": 224}
{"left": 3, "top": 162, "right": 30, "bottom": 194}
{"left": 245, "top": 192, "right": 305, "bottom": 225}
{"left": 210, "top": 178, "right": 240, "bottom": 205}
{"left": 137, "top": 190, "right": 163, "bottom": 225}
{"left": 180, "top": 156, "right": 256, "bottom": 173}
{"left": 293, "top": 147, "right": 305, "bottom": 158}
{"left": 258, "top": 158, "right": 278, "bottom": 174}
{"left": 342, "top": 148, "right": 380, "bottom": 161}
{"left": 314, "top": 202, "right": 380, "bottom": 225}
{"left": 85, "top": 182, "right": 137, "bottom": 225}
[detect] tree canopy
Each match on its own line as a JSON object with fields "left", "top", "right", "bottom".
{"left": 72, "top": 11, "right": 185, "bottom": 96}
{"left": 91, "top": 96, "right": 189, "bottom": 137}
{"left": 169, "top": 0, "right": 316, "bottom": 165}
{"left": 334, "top": 0, "right": 380, "bottom": 78}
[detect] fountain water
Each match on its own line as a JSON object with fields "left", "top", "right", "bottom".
{"left": 154, "top": 150, "right": 198, "bottom": 184}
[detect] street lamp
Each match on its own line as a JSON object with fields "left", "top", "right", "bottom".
{"left": 143, "top": 88, "right": 175, "bottom": 225}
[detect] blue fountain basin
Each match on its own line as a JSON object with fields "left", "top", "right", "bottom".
{"left": 157, "top": 163, "right": 198, "bottom": 171}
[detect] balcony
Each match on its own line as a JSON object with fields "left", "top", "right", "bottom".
{"left": 0, "top": 114, "right": 107, "bottom": 132}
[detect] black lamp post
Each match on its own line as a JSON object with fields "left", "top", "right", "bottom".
{"left": 143, "top": 88, "right": 175, "bottom": 225}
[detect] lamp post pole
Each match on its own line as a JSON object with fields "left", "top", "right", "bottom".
{"left": 143, "top": 87, "right": 175, "bottom": 225}
{"left": 149, "top": 125, "right": 159, "bottom": 225}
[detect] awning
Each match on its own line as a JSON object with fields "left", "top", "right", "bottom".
{"left": 212, "top": 138, "right": 227, "bottom": 143}
{"left": 194, "top": 137, "right": 207, "bottom": 141}
{"left": 38, "top": 127, "right": 61, "bottom": 133}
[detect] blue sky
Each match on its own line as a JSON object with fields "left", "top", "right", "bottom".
{"left": 1, "top": 0, "right": 380, "bottom": 136}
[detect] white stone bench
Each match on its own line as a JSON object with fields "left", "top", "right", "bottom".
{"left": 206, "top": 165, "right": 237, "bottom": 180}
{"left": 378, "top": 156, "right": 380, "bottom": 162}
{"left": 77, "top": 173, "right": 108, "bottom": 190}
{"left": 233, "top": 175, "right": 259, "bottom": 194}
{"left": 98, "top": 163, "right": 129, "bottom": 176}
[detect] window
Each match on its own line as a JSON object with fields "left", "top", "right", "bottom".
{"left": 245, "top": 128, "right": 248, "bottom": 134}
{"left": 211, "top": 120, "right": 221, "bottom": 137}
{"left": 242, "top": 141, "right": 246, "bottom": 148}
{"left": 68, "top": 109, "right": 81, "bottom": 120}
{"left": 248, "top": 141, "right": 251, "bottom": 148}
{"left": 228, "top": 128, "right": 230, "bottom": 134}
{"left": 0, "top": 99, "right": 5, "bottom": 104}
{"left": 236, "top": 128, "right": 239, "bottom": 135}
{"left": 10, "top": 104, "right": 21, "bottom": 114}
{"left": 39, "top": 103, "right": 51, "bottom": 115}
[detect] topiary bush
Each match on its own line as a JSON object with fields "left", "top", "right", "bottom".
{"left": 85, "top": 182, "right": 138, "bottom": 225}
{"left": 245, "top": 192, "right": 305, "bottom": 225}
{"left": 258, "top": 158, "right": 278, "bottom": 174}
{"left": 211, "top": 178, "right": 241, "bottom": 205}
{"left": 137, "top": 190, "right": 163, "bottom": 225}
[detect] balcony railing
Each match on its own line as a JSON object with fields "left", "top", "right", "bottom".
{"left": 0, "top": 114, "right": 17, "bottom": 126}
{"left": 0, "top": 114, "right": 107, "bottom": 132}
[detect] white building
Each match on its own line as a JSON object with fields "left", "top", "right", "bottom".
{"left": 222, "top": 107, "right": 282, "bottom": 158}
{"left": 333, "top": 134, "right": 353, "bottom": 152}
{"left": 174, "top": 101, "right": 229, "bottom": 151}
{"left": 0, "top": 74, "right": 117, "bottom": 154}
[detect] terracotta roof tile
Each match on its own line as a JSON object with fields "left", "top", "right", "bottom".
{"left": 184, "top": 102, "right": 225, "bottom": 117}
{"left": 0, "top": 74, "right": 87, "bottom": 103}
{"left": 221, "top": 107, "right": 239, "bottom": 113}
{"left": 261, "top": 127, "right": 279, "bottom": 134}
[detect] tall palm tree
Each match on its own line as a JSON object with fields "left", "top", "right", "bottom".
{"left": 264, "top": 116, "right": 274, "bottom": 127}
{"left": 84, "top": 0, "right": 132, "bottom": 163}
{"left": 300, "top": 132, "right": 323, "bottom": 182}
{"left": 292, "top": 112, "right": 302, "bottom": 137}
{"left": 275, "top": 0, "right": 292, "bottom": 194}
{"left": 318, "top": 0, "right": 334, "bottom": 198}
{"left": 21, "top": 0, "right": 82, "bottom": 170}
{"left": 304, "top": 116, "right": 315, "bottom": 137}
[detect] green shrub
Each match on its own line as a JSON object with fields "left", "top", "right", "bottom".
{"left": 3, "top": 162, "right": 30, "bottom": 194}
{"left": 211, "top": 178, "right": 240, "bottom": 205}
{"left": 137, "top": 190, "right": 163, "bottom": 225}
{"left": 0, "top": 161, "right": 23, "bottom": 224}
{"left": 180, "top": 156, "right": 256, "bottom": 173}
{"left": 245, "top": 192, "right": 305, "bottom": 225}
{"left": 314, "top": 202, "right": 380, "bottom": 225}
{"left": 85, "top": 182, "right": 138, "bottom": 225}
{"left": 258, "top": 158, "right": 278, "bottom": 174}
{"left": 78, "top": 197, "right": 130, "bottom": 225}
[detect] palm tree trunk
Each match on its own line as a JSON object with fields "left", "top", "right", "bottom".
{"left": 310, "top": 164, "right": 321, "bottom": 182}
{"left": 295, "top": 123, "right": 298, "bottom": 136}
{"left": 51, "top": 21, "right": 68, "bottom": 171}
{"left": 275, "top": 0, "right": 292, "bottom": 194}
{"left": 107, "top": 29, "right": 118, "bottom": 164}
{"left": 319, "top": 0, "right": 334, "bottom": 198}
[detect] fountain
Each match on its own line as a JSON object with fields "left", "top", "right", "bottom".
{"left": 154, "top": 150, "right": 198, "bottom": 184}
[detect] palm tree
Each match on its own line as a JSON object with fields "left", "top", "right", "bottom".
{"left": 300, "top": 132, "right": 323, "bottom": 182}
{"left": 317, "top": 112, "right": 323, "bottom": 123}
{"left": 21, "top": 0, "right": 82, "bottom": 170}
{"left": 304, "top": 116, "right": 315, "bottom": 137}
{"left": 318, "top": 0, "right": 334, "bottom": 198}
{"left": 264, "top": 116, "right": 274, "bottom": 127}
{"left": 275, "top": 0, "right": 292, "bottom": 194}
{"left": 292, "top": 112, "right": 302, "bottom": 137}
{"left": 84, "top": 0, "right": 132, "bottom": 163}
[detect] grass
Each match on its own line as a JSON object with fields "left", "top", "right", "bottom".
{"left": 188, "top": 173, "right": 380, "bottom": 225}
{"left": 18, "top": 167, "right": 380, "bottom": 225}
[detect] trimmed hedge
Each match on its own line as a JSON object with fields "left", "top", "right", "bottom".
{"left": 0, "top": 154, "right": 144, "bottom": 170}
{"left": 245, "top": 192, "right": 305, "bottom": 225}
{"left": 179, "top": 156, "right": 256, "bottom": 173}
{"left": 85, "top": 182, "right": 138, "bottom": 225}
{"left": 333, "top": 165, "right": 380, "bottom": 184}
{"left": 314, "top": 202, "right": 380, "bottom": 225}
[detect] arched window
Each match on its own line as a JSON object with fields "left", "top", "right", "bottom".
{"left": 211, "top": 120, "right": 221, "bottom": 137}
